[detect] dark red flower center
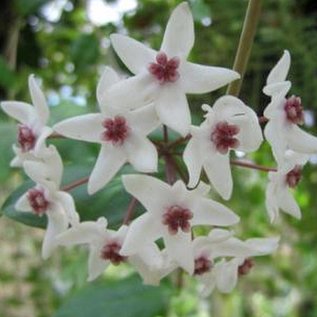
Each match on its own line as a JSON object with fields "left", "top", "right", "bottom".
{"left": 211, "top": 121, "right": 240, "bottom": 154}
{"left": 286, "top": 165, "right": 302, "bottom": 188}
{"left": 238, "top": 258, "right": 254, "bottom": 276}
{"left": 284, "top": 95, "right": 304, "bottom": 125}
{"left": 101, "top": 116, "right": 129, "bottom": 145}
{"left": 194, "top": 256, "right": 213, "bottom": 275}
{"left": 27, "top": 188, "right": 50, "bottom": 215}
{"left": 100, "top": 241, "right": 127, "bottom": 265}
{"left": 148, "top": 52, "right": 180, "bottom": 84}
{"left": 162, "top": 205, "right": 193, "bottom": 235}
{"left": 18, "top": 124, "right": 36, "bottom": 152}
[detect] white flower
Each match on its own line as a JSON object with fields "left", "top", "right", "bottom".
{"left": 266, "top": 150, "right": 308, "bottom": 223}
{"left": 15, "top": 145, "right": 80, "bottom": 259}
{"left": 120, "top": 175, "right": 239, "bottom": 274}
{"left": 106, "top": 2, "right": 239, "bottom": 136}
{"left": 56, "top": 217, "right": 164, "bottom": 283}
{"left": 263, "top": 50, "right": 317, "bottom": 164}
{"left": 199, "top": 236, "right": 279, "bottom": 296}
{"left": 183, "top": 96, "right": 263, "bottom": 200}
{"left": 1, "top": 74, "right": 53, "bottom": 167}
{"left": 54, "top": 67, "right": 160, "bottom": 194}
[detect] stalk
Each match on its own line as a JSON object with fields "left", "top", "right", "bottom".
{"left": 226, "top": 0, "right": 263, "bottom": 96}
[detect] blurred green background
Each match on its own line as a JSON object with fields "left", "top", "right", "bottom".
{"left": 1, "top": 0, "right": 317, "bottom": 316}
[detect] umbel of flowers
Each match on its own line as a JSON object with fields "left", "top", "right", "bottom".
{"left": 1, "top": 2, "right": 317, "bottom": 296}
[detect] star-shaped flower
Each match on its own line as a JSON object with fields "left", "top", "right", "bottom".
{"left": 56, "top": 217, "right": 164, "bottom": 283}
{"left": 15, "top": 145, "right": 80, "bottom": 259}
{"left": 120, "top": 175, "right": 239, "bottom": 274}
{"left": 183, "top": 96, "right": 263, "bottom": 200}
{"left": 105, "top": 2, "right": 239, "bottom": 136}
{"left": 198, "top": 236, "right": 279, "bottom": 296}
{"left": 266, "top": 150, "right": 308, "bottom": 223}
{"left": 263, "top": 50, "right": 317, "bottom": 164}
{"left": 1, "top": 75, "right": 53, "bottom": 167}
{"left": 54, "top": 67, "right": 160, "bottom": 194}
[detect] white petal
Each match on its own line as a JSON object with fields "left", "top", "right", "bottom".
{"left": 265, "top": 175, "right": 279, "bottom": 223}
{"left": 155, "top": 84, "right": 190, "bottom": 136}
{"left": 183, "top": 137, "right": 204, "bottom": 188}
{"left": 56, "top": 221, "right": 105, "bottom": 246}
{"left": 105, "top": 73, "right": 157, "bottom": 109}
{"left": 264, "top": 119, "right": 287, "bottom": 165}
{"left": 267, "top": 50, "right": 291, "bottom": 85}
{"left": 164, "top": 230, "right": 194, "bottom": 274}
{"left": 127, "top": 104, "right": 160, "bottom": 135}
{"left": 207, "top": 228, "right": 233, "bottom": 243}
{"left": 53, "top": 114, "right": 104, "bottom": 143}
{"left": 180, "top": 62, "right": 239, "bottom": 94}
{"left": 33, "top": 126, "right": 53, "bottom": 155}
{"left": 216, "top": 259, "right": 240, "bottom": 293}
{"left": 15, "top": 192, "right": 31, "bottom": 212}
{"left": 87, "top": 245, "right": 109, "bottom": 281}
{"left": 56, "top": 191, "right": 80, "bottom": 226}
{"left": 135, "top": 243, "right": 164, "bottom": 270}
{"left": 203, "top": 153, "right": 233, "bottom": 200}
{"left": 125, "top": 135, "right": 158, "bottom": 172}
{"left": 28, "top": 75, "right": 49, "bottom": 125}
{"left": 211, "top": 238, "right": 255, "bottom": 258}
{"left": 122, "top": 174, "right": 172, "bottom": 212}
{"left": 263, "top": 81, "right": 291, "bottom": 98}
{"left": 88, "top": 144, "right": 126, "bottom": 194}
{"left": 287, "top": 125, "right": 317, "bottom": 154}
{"left": 120, "top": 213, "right": 162, "bottom": 256}
{"left": 1, "top": 101, "right": 35, "bottom": 124}
{"left": 161, "top": 2, "right": 194, "bottom": 58}
{"left": 277, "top": 187, "right": 301, "bottom": 219}
{"left": 97, "top": 66, "right": 120, "bottom": 110}
{"left": 191, "top": 197, "right": 239, "bottom": 226}
{"left": 110, "top": 34, "right": 157, "bottom": 74}
{"left": 245, "top": 237, "right": 279, "bottom": 255}
{"left": 42, "top": 145, "right": 63, "bottom": 187}
{"left": 42, "top": 207, "right": 68, "bottom": 259}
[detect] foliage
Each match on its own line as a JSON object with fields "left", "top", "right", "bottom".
{"left": 1, "top": 0, "right": 317, "bottom": 316}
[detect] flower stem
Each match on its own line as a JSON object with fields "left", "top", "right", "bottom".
{"left": 230, "top": 159, "right": 276, "bottom": 172}
{"left": 61, "top": 176, "right": 89, "bottom": 191}
{"left": 226, "top": 0, "right": 263, "bottom": 96}
{"left": 49, "top": 132, "right": 66, "bottom": 139}
{"left": 123, "top": 197, "right": 138, "bottom": 225}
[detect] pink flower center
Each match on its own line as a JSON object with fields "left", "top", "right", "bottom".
{"left": 162, "top": 205, "right": 193, "bottom": 235}
{"left": 194, "top": 256, "right": 213, "bottom": 275}
{"left": 238, "top": 258, "right": 254, "bottom": 276}
{"left": 286, "top": 165, "right": 302, "bottom": 188}
{"left": 27, "top": 188, "right": 50, "bottom": 215}
{"left": 148, "top": 52, "right": 180, "bottom": 84}
{"left": 101, "top": 116, "right": 129, "bottom": 145}
{"left": 284, "top": 95, "right": 304, "bottom": 125}
{"left": 100, "top": 241, "right": 127, "bottom": 265}
{"left": 18, "top": 124, "right": 36, "bottom": 152}
{"left": 211, "top": 121, "right": 240, "bottom": 154}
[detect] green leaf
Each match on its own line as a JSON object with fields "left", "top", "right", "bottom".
{"left": 53, "top": 275, "right": 169, "bottom": 317}
{"left": 1, "top": 165, "right": 144, "bottom": 229}
{"left": 70, "top": 34, "right": 99, "bottom": 71}
{"left": 0, "top": 57, "right": 16, "bottom": 89}
{"left": 14, "top": 0, "right": 50, "bottom": 16}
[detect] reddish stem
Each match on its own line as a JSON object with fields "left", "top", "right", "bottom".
{"left": 49, "top": 132, "right": 65, "bottom": 139}
{"left": 123, "top": 197, "right": 138, "bottom": 225}
{"left": 61, "top": 176, "right": 89, "bottom": 191}
{"left": 230, "top": 159, "right": 276, "bottom": 172}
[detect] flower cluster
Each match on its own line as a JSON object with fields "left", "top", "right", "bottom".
{"left": 1, "top": 2, "right": 316, "bottom": 296}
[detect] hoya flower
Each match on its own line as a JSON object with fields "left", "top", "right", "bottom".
{"left": 183, "top": 96, "right": 263, "bottom": 200}
{"left": 54, "top": 67, "right": 160, "bottom": 194}
{"left": 106, "top": 2, "right": 239, "bottom": 136}
{"left": 199, "top": 236, "right": 279, "bottom": 296}
{"left": 15, "top": 145, "right": 80, "bottom": 259}
{"left": 120, "top": 175, "right": 239, "bottom": 274}
{"left": 56, "top": 217, "right": 164, "bottom": 283}
{"left": 1, "top": 75, "right": 53, "bottom": 167}
{"left": 266, "top": 150, "right": 308, "bottom": 222}
{"left": 263, "top": 50, "right": 317, "bottom": 164}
